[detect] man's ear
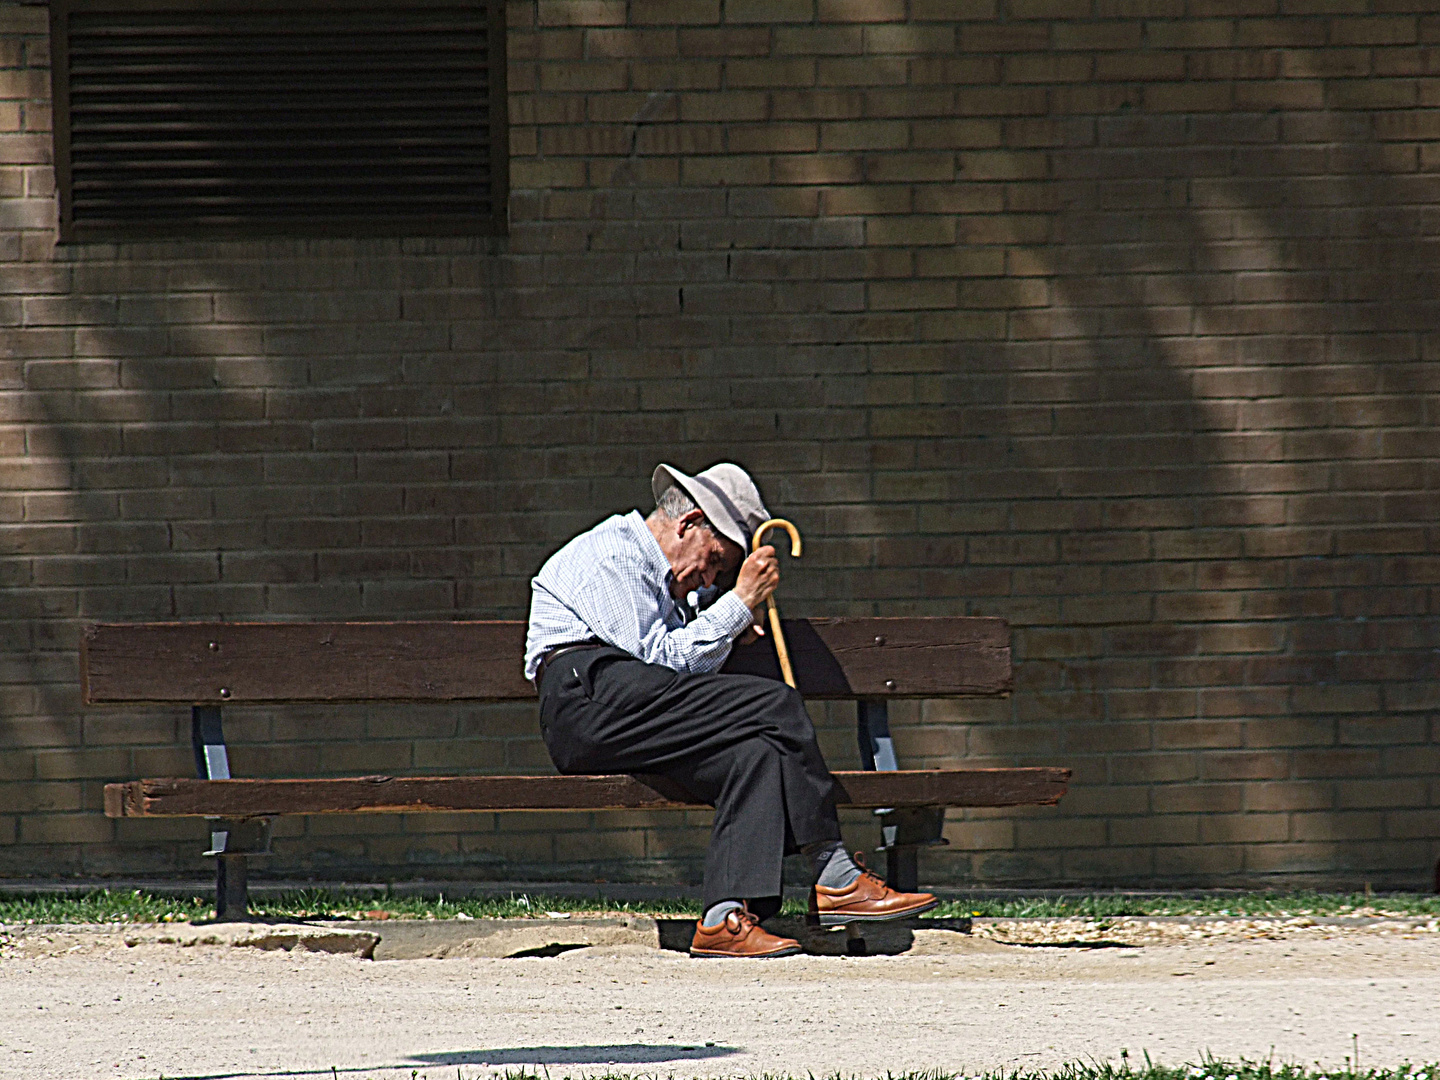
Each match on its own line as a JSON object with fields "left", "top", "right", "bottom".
{"left": 677, "top": 508, "right": 707, "bottom": 536}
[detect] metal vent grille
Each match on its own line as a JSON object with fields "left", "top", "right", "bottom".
{"left": 50, "top": 0, "right": 506, "bottom": 240}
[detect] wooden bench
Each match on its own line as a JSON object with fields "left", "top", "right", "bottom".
{"left": 89, "top": 617, "right": 1069, "bottom": 920}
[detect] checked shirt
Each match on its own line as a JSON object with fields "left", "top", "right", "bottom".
{"left": 523, "top": 511, "right": 754, "bottom": 682}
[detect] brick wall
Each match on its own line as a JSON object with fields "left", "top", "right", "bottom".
{"left": 2, "top": 0, "right": 1437, "bottom": 889}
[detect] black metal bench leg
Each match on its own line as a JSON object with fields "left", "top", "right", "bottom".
{"left": 192, "top": 704, "right": 251, "bottom": 921}
{"left": 857, "top": 699, "right": 946, "bottom": 896}
{"left": 217, "top": 854, "right": 249, "bottom": 921}
{"left": 886, "top": 845, "right": 920, "bottom": 893}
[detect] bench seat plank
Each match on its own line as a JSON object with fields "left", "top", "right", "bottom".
{"left": 81, "top": 616, "right": 1011, "bottom": 705}
{"left": 104, "top": 768, "right": 1069, "bottom": 818}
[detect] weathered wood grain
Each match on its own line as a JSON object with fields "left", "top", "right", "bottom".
{"left": 81, "top": 617, "right": 1011, "bottom": 704}
{"left": 724, "top": 616, "right": 1010, "bottom": 697}
{"left": 82, "top": 621, "right": 533, "bottom": 705}
{"left": 104, "top": 768, "right": 1068, "bottom": 817}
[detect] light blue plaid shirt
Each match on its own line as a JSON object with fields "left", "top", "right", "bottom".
{"left": 524, "top": 511, "right": 754, "bottom": 681}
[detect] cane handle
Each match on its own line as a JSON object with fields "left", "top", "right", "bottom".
{"left": 750, "top": 518, "right": 802, "bottom": 689}
{"left": 751, "top": 518, "right": 801, "bottom": 558}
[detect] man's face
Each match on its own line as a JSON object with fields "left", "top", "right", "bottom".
{"left": 668, "top": 511, "right": 744, "bottom": 599}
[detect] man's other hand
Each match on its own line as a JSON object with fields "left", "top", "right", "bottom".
{"left": 735, "top": 545, "right": 779, "bottom": 610}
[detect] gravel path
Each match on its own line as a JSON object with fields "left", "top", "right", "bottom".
{"left": 4, "top": 921, "right": 1439, "bottom": 1080}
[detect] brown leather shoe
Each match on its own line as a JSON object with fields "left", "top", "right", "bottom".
{"left": 810, "top": 853, "right": 939, "bottom": 926}
{"left": 689, "top": 906, "right": 802, "bottom": 958}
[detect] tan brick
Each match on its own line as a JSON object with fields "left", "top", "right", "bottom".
{"left": 1240, "top": 781, "right": 1329, "bottom": 814}
{"left": 510, "top": 158, "right": 588, "bottom": 188}
{"left": 729, "top": 123, "right": 819, "bottom": 154}
{"left": 632, "top": 0, "right": 720, "bottom": 22}
{"left": 34, "top": 748, "right": 129, "bottom": 780}
{"left": 869, "top": 279, "right": 958, "bottom": 310}
{"left": 1145, "top": 82, "right": 1236, "bottom": 112}
{"left": 862, "top": 25, "right": 955, "bottom": 53}
{"left": 1110, "top": 814, "right": 1199, "bottom": 846}
{"left": 771, "top": 154, "right": 862, "bottom": 184}
{"left": 678, "top": 27, "right": 771, "bottom": 54}
{"left": 1336, "top": 778, "right": 1428, "bottom": 809}
{"left": 1015, "top": 818, "right": 1107, "bottom": 848}
{"left": 463, "top": 830, "right": 555, "bottom": 862}
{"left": 725, "top": 0, "right": 814, "bottom": 21}
{"left": 555, "top": 829, "right": 647, "bottom": 861}
{"left": 911, "top": 0, "right": 996, "bottom": 16}
{"left": 1290, "top": 811, "right": 1386, "bottom": 842}
{"left": 21, "top": 811, "right": 113, "bottom": 844}
{"left": 726, "top": 58, "right": 817, "bottom": 88}
{"left": 1063, "top": 846, "right": 1156, "bottom": 881}
{"left": 819, "top": 120, "right": 908, "bottom": 151}
{"left": 866, "top": 216, "right": 957, "bottom": 246}
{"left": 683, "top": 155, "right": 770, "bottom": 185}
{"left": 537, "top": 60, "right": 628, "bottom": 91}
{"left": 942, "top": 819, "right": 1015, "bottom": 850}
{"left": 537, "top": 0, "right": 626, "bottom": 24}
{"left": 817, "top": 0, "right": 906, "bottom": 20}
{"left": 1156, "top": 844, "right": 1244, "bottom": 877}
{"left": 1384, "top": 809, "right": 1440, "bottom": 840}
{"left": 1004, "top": 54, "right": 1095, "bottom": 83}
{"left": 774, "top": 25, "right": 863, "bottom": 54}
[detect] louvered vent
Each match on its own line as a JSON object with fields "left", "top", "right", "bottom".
{"left": 50, "top": 0, "right": 506, "bottom": 240}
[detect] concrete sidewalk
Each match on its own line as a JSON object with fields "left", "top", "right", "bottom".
{"left": 4, "top": 921, "right": 1439, "bottom": 1080}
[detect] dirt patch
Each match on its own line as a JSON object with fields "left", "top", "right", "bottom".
{"left": 1, "top": 922, "right": 379, "bottom": 958}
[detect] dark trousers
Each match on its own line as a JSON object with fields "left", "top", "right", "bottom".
{"left": 538, "top": 647, "right": 842, "bottom": 912}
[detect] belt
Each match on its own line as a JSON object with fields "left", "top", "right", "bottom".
{"left": 534, "top": 638, "right": 606, "bottom": 688}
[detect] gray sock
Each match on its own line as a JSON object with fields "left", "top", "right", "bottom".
{"left": 701, "top": 900, "right": 744, "bottom": 928}
{"left": 808, "top": 840, "right": 862, "bottom": 890}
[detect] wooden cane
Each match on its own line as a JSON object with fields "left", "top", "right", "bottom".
{"left": 751, "top": 518, "right": 802, "bottom": 689}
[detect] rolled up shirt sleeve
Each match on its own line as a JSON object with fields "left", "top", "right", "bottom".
{"left": 568, "top": 553, "right": 755, "bottom": 674}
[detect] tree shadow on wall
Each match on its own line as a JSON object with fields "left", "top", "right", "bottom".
{"left": 951, "top": 82, "right": 1440, "bottom": 887}
{"left": 6, "top": 232, "right": 608, "bottom": 882}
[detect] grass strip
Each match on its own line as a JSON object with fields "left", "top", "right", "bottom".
{"left": 0, "top": 888, "right": 700, "bottom": 924}
{"left": 931, "top": 891, "right": 1440, "bottom": 920}
{"left": 4, "top": 887, "right": 1440, "bottom": 925}
{"left": 801, "top": 1061, "right": 1440, "bottom": 1080}
{"left": 209, "top": 1060, "right": 1440, "bottom": 1080}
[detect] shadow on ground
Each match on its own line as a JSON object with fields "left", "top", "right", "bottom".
{"left": 410, "top": 1043, "right": 740, "bottom": 1065}
{"left": 657, "top": 915, "right": 921, "bottom": 955}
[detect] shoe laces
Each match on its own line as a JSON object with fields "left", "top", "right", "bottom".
{"left": 724, "top": 907, "right": 760, "bottom": 933}
{"left": 851, "top": 850, "right": 888, "bottom": 888}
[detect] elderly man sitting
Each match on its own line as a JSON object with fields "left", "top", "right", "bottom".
{"left": 525, "top": 462, "right": 937, "bottom": 958}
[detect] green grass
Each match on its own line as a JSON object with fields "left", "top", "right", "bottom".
{"left": 0, "top": 887, "right": 706, "bottom": 924}
{"left": 918, "top": 1058, "right": 1440, "bottom": 1080}
{"left": 208, "top": 1060, "right": 1440, "bottom": 1080}
{"left": 3, "top": 887, "right": 1440, "bottom": 925}
{"left": 927, "top": 891, "right": 1440, "bottom": 921}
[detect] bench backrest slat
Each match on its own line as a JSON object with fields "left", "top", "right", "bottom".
{"left": 81, "top": 617, "right": 1011, "bottom": 705}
